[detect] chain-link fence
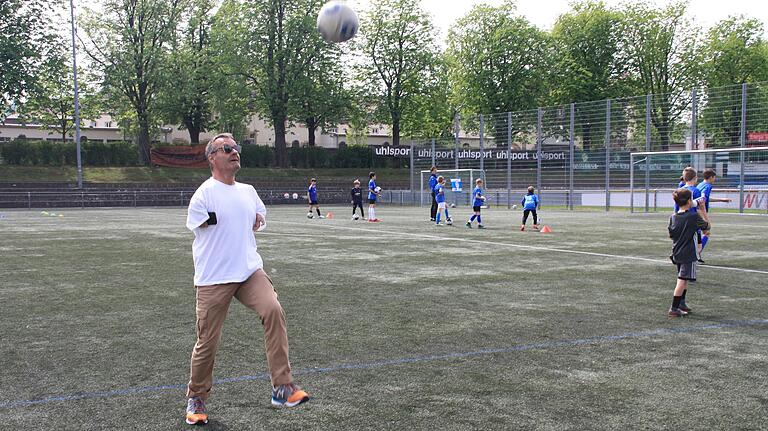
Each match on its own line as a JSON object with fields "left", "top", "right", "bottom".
{"left": 397, "top": 81, "right": 768, "bottom": 214}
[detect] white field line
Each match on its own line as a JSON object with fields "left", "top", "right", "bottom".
{"left": 271, "top": 221, "right": 768, "bottom": 276}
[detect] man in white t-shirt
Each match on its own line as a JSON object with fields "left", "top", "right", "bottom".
{"left": 184, "top": 133, "right": 309, "bottom": 425}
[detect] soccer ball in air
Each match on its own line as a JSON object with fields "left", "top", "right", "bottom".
{"left": 317, "top": 1, "right": 359, "bottom": 43}
{"left": 374, "top": 186, "right": 382, "bottom": 193}
{"left": 353, "top": 214, "right": 360, "bottom": 220}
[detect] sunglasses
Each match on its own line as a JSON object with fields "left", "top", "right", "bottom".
{"left": 211, "top": 144, "right": 242, "bottom": 155}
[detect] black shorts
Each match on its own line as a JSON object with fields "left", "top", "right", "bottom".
{"left": 676, "top": 261, "right": 697, "bottom": 281}
{"left": 473, "top": 206, "right": 481, "bottom": 212}
{"left": 368, "top": 199, "right": 377, "bottom": 204}
{"left": 309, "top": 200, "right": 319, "bottom": 206}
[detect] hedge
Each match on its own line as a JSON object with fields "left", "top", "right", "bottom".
{"left": 0, "top": 140, "right": 410, "bottom": 169}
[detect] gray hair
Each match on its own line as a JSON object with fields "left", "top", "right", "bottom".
{"left": 205, "top": 133, "right": 237, "bottom": 157}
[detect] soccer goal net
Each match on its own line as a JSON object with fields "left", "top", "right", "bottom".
{"left": 419, "top": 168, "right": 486, "bottom": 207}
{"left": 629, "top": 146, "right": 768, "bottom": 213}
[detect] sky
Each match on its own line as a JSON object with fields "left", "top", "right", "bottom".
{"left": 351, "top": 0, "right": 768, "bottom": 41}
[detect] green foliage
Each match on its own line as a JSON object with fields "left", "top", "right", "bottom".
{"left": 355, "top": 0, "right": 442, "bottom": 146}
{"left": 80, "top": 0, "right": 187, "bottom": 164}
{"left": 239, "top": 145, "right": 275, "bottom": 168}
{"left": 157, "top": 0, "right": 217, "bottom": 144}
{"left": 0, "top": 0, "right": 61, "bottom": 108}
{"left": 0, "top": 139, "right": 138, "bottom": 166}
{"left": 447, "top": 1, "right": 550, "bottom": 117}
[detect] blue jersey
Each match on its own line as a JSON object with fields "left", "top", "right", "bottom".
{"left": 521, "top": 193, "right": 539, "bottom": 210}
{"left": 428, "top": 174, "right": 438, "bottom": 193}
{"left": 674, "top": 184, "right": 701, "bottom": 212}
{"left": 697, "top": 181, "right": 712, "bottom": 212}
{"left": 435, "top": 183, "right": 445, "bottom": 203}
{"left": 472, "top": 186, "right": 484, "bottom": 207}
{"left": 368, "top": 179, "right": 377, "bottom": 200}
{"left": 308, "top": 184, "right": 317, "bottom": 201}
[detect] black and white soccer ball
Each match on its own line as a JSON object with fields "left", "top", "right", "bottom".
{"left": 307, "top": 212, "right": 314, "bottom": 219}
{"left": 353, "top": 214, "right": 360, "bottom": 220}
{"left": 446, "top": 217, "right": 453, "bottom": 226}
{"left": 316, "top": 1, "right": 359, "bottom": 43}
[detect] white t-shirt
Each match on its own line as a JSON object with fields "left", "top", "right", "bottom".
{"left": 186, "top": 178, "right": 267, "bottom": 286}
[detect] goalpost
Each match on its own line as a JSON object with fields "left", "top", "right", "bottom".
{"left": 629, "top": 146, "right": 768, "bottom": 214}
{"left": 419, "top": 168, "right": 486, "bottom": 207}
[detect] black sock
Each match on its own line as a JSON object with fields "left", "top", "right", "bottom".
{"left": 681, "top": 289, "right": 687, "bottom": 301}
{"left": 672, "top": 296, "right": 682, "bottom": 309}
{"left": 316, "top": 208, "right": 321, "bottom": 216}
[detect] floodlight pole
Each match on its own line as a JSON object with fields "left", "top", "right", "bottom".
{"left": 70, "top": 0, "right": 83, "bottom": 189}
{"left": 507, "top": 111, "right": 512, "bottom": 209}
{"left": 454, "top": 112, "right": 460, "bottom": 170}
{"left": 569, "top": 103, "right": 575, "bottom": 211}
{"left": 645, "top": 94, "right": 651, "bottom": 212}
{"left": 739, "top": 83, "right": 746, "bottom": 213}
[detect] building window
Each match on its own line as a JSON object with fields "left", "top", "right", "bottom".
{"left": 105, "top": 121, "right": 113, "bottom": 128}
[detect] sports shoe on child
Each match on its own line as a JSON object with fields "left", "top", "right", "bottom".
{"left": 185, "top": 396, "right": 208, "bottom": 425}
{"left": 533, "top": 224, "right": 540, "bottom": 231}
{"left": 478, "top": 224, "right": 485, "bottom": 229}
{"left": 318, "top": 215, "right": 325, "bottom": 219}
{"left": 678, "top": 304, "right": 692, "bottom": 313}
{"left": 667, "top": 307, "right": 687, "bottom": 318}
{"left": 520, "top": 225, "right": 525, "bottom": 231}
{"left": 271, "top": 383, "right": 309, "bottom": 407}
{"left": 465, "top": 222, "right": 472, "bottom": 228}
{"left": 697, "top": 258, "right": 705, "bottom": 264}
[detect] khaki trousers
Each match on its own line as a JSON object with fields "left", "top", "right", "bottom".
{"left": 187, "top": 269, "right": 293, "bottom": 400}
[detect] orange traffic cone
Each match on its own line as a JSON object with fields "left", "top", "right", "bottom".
{"left": 326, "top": 212, "right": 334, "bottom": 219}
{"left": 540, "top": 225, "right": 552, "bottom": 233}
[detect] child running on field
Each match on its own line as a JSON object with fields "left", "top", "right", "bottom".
{"left": 520, "top": 186, "right": 540, "bottom": 231}
{"left": 465, "top": 178, "right": 486, "bottom": 229}
{"left": 696, "top": 168, "right": 731, "bottom": 255}
{"left": 667, "top": 188, "right": 710, "bottom": 318}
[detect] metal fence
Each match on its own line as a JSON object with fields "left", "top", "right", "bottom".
{"left": 403, "top": 81, "right": 768, "bottom": 214}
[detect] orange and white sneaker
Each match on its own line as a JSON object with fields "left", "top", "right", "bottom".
{"left": 271, "top": 383, "right": 310, "bottom": 407}
{"left": 185, "top": 396, "right": 208, "bottom": 425}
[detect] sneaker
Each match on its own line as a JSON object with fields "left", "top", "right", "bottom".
{"left": 185, "top": 396, "right": 208, "bottom": 425}
{"left": 271, "top": 383, "right": 309, "bottom": 407}
{"left": 668, "top": 308, "right": 687, "bottom": 318}
{"left": 679, "top": 304, "right": 692, "bottom": 314}
{"left": 430, "top": 218, "right": 436, "bottom": 222}
{"left": 435, "top": 222, "right": 442, "bottom": 226}
{"left": 697, "top": 258, "right": 705, "bottom": 264}
{"left": 478, "top": 224, "right": 485, "bottom": 229}
{"left": 520, "top": 225, "right": 525, "bottom": 231}
{"left": 318, "top": 215, "right": 325, "bottom": 219}
{"left": 533, "top": 224, "right": 540, "bottom": 231}
{"left": 465, "top": 222, "right": 472, "bottom": 228}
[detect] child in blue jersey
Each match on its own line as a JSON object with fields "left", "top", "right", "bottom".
{"left": 367, "top": 172, "right": 381, "bottom": 222}
{"left": 429, "top": 166, "right": 438, "bottom": 221}
{"left": 307, "top": 178, "right": 324, "bottom": 219}
{"left": 520, "top": 186, "right": 540, "bottom": 231}
{"left": 674, "top": 167, "right": 710, "bottom": 261}
{"left": 434, "top": 176, "right": 452, "bottom": 225}
{"left": 696, "top": 168, "right": 730, "bottom": 254}
{"left": 465, "top": 178, "right": 486, "bottom": 229}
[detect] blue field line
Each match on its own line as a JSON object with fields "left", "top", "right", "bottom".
{"left": 2, "top": 319, "right": 766, "bottom": 409}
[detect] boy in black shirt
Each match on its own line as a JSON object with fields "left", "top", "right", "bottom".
{"left": 668, "top": 188, "right": 711, "bottom": 318}
{"left": 351, "top": 179, "right": 364, "bottom": 220}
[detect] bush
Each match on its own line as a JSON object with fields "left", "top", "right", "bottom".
{"left": 0, "top": 139, "right": 138, "bottom": 166}
{"left": 240, "top": 145, "right": 274, "bottom": 168}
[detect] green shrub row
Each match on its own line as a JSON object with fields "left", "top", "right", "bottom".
{"left": 0, "top": 140, "right": 139, "bottom": 166}
{"left": 0, "top": 140, "right": 410, "bottom": 169}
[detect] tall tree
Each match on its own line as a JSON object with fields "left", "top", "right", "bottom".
{"left": 213, "top": 0, "right": 327, "bottom": 166}
{"left": 157, "top": 0, "right": 216, "bottom": 144}
{"left": 19, "top": 40, "right": 101, "bottom": 142}
{"left": 446, "top": 0, "right": 550, "bottom": 140}
{"left": 550, "top": 1, "right": 628, "bottom": 150}
{"left": 700, "top": 17, "right": 768, "bottom": 147}
{"left": 356, "top": 0, "right": 441, "bottom": 146}
{"left": 289, "top": 43, "right": 351, "bottom": 146}
{"left": 0, "top": 0, "right": 60, "bottom": 111}
{"left": 80, "top": 0, "right": 186, "bottom": 164}
{"left": 620, "top": 1, "right": 703, "bottom": 150}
